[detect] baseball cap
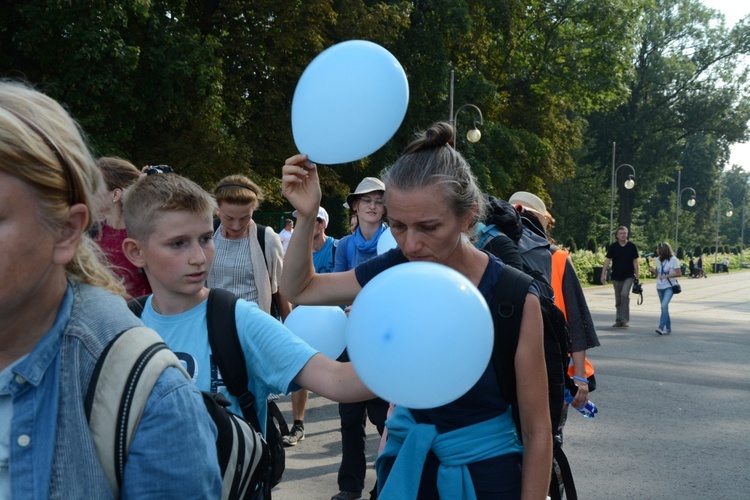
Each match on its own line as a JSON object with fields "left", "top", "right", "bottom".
{"left": 292, "top": 206, "right": 329, "bottom": 226}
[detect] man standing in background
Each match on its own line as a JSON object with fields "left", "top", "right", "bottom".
{"left": 601, "top": 226, "right": 640, "bottom": 327}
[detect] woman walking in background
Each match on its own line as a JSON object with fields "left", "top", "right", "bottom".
{"left": 652, "top": 242, "right": 681, "bottom": 335}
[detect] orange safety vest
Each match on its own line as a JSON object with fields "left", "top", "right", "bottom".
{"left": 551, "top": 248, "right": 595, "bottom": 379}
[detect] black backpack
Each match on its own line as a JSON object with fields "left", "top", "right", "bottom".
{"left": 124, "top": 288, "right": 289, "bottom": 498}
{"left": 489, "top": 263, "right": 577, "bottom": 500}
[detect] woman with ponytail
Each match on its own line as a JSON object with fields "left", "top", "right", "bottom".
{"left": 281, "top": 122, "right": 551, "bottom": 499}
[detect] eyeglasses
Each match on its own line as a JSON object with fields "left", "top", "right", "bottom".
{"left": 144, "top": 165, "right": 174, "bottom": 176}
{"left": 358, "top": 196, "right": 384, "bottom": 207}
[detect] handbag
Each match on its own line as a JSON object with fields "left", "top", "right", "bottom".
{"left": 667, "top": 277, "right": 681, "bottom": 294}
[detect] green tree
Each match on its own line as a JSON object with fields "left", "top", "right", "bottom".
{"left": 583, "top": 0, "right": 750, "bottom": 243}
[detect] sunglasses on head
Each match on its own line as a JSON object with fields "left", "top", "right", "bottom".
{"left": 144, "top": 165, "right": 174, "bottom": 176}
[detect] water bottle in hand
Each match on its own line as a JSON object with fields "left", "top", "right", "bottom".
{"left": 564, "top": 388, "right": 598, "bottom": 418}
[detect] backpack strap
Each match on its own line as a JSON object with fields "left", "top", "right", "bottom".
{"left": 490, "top": 264, "right": 534, "bottom": 407}
{"left": 205, "top": 288, "right": 264, "bottom": 428}
{"left": 127, "top": 295, "right": 149, "bottom": 317}
{"left": 256, "top": 222, "right": 267, "bottom": 256}
{"left": 85, "top": 326, "right": 188, "bottom": 497}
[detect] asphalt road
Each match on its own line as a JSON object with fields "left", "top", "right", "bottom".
{"left": 272, "top": 270, "right": 750, "bottom": 499}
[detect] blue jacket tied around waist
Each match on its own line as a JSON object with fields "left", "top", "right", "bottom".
{"left": 375, "top": 405, "right": 523, "bottom": 500}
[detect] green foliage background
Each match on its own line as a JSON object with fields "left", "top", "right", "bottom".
{"left": 1, "top": 0, "right": 748, "bottom": 248}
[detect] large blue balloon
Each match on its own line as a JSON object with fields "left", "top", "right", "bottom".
{"left": 284, "top": 306, "right": 348, "bottom": 360}
{"left": 292, "top": 40, "right": 409, "bottom": 165}
{"left": 346, "top": 262, "right": 494, "bottom": 409}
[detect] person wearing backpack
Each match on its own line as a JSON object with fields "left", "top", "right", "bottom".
{"left": 281, "top": 122, "right": 552, "bottom": 499}
{"left": 0, "top": 81, "right": 221, "bottom": 498}
{"left": 507, "top": 194, "right": 600, "bottom": 408}
{"left": 477, "top": 192, "right": 600, "bottom": 499}
{"left": 208, "top": 175, "right": 292, "bottom": 321}
{"left": 121, "top": 171, "right": 375, "bottom": 497}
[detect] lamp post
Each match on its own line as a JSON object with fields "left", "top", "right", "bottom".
{"left": 674, "top": 168, "right": 696, "bottom": 253}
{"left": 448, "top": 70, "right": 484, "bottom": 149}
{"left": 714, "top": 184, "right": 734, "bottom": 271}
{"left": 609, "top": 142, "right": 636, "bottom": 244}
{"left": 741, "top": 187, "right": 747, "bottom": 268}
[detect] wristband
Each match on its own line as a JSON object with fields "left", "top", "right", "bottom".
{"left": 572, "top": 375, "right": 589, "bottom": 385}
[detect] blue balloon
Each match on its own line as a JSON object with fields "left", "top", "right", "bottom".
{"left": 345, "top": 262, "right": 494, "bottom": 409}
{"left": 292, "top": 40, "right": 409, "bottom": 165}
{"left": 284, "top": 306, "right": 348, "bottom": 360}
{"left": 376, "top": 227, "right": 398, "bottom": 255}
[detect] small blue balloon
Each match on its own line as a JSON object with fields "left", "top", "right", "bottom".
{"left": 284, "top": 306, "right": 348, "bottom": 360}
{"left": 292, "top": 40, "right": 409, "bottom": 165}
{"left": 376, "top": 227, "right": 398, "bottom": 255}
{"left": 346, "top": 262, "right": 494, "bottom": 409}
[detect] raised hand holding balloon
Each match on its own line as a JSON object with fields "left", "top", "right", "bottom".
{"left": 291, "top": 40, "right": 409, "bottom": 165}
{"left": 345, "top": 262, "right": 494, "bottom": 409}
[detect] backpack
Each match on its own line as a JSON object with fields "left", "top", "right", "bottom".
{"left": 85, "top": 322, "right": 269, "bottom": 499}
{"left": 89, "top": 288, "right": 289, "bottom": 499}
{"left": 490, "top": 265, "right": 577, "bottom": 500}
{"left": 477, "top": 196, "right": 554, "bottom": 297}
{"left": 475, "top": 198, "right": 577, "bottom": 499}
{"left": 213, "top": 218, "right": 281, "bottom": 319}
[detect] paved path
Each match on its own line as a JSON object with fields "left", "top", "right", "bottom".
{"left": 273, "top": 270, "right": 750, "bottom": 499}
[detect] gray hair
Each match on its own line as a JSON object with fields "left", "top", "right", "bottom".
{"left": 380, "top": 122, "right": 485, "bottom": 232}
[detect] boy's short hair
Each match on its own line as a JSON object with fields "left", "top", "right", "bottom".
{"left": 123, "top": 173, "right": 216, "bottom": 241}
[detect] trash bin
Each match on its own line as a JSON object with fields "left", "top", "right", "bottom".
{"left": 680, "top": 265, "right": 688, "bottom": 276}
{"left": 593, "top": 266, "right": 604, "bottom": 284}
{"left": 713, "top": 263, "right": 722, "bottom": 273}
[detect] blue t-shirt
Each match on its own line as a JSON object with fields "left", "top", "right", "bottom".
{"left": 354, "top": 249, "right": 526, "bottom": 497}
{"left": 313, "top": 236, "right": 338, "bottom": 274}
{"left": 140, "top": 296, "right": 317, "bottom": 436}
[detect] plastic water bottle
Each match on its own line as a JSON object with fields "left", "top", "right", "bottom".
{"left": 564, "top": 389, "right": 598, "bottom": 418}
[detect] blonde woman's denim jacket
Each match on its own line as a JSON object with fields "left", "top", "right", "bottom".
{"left": 4, "top": 282, "right": 221, "bottom": 499}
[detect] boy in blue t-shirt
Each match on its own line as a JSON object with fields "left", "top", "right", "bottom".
{"left": 121, "top": 173, "right": 373, "bottom": 435}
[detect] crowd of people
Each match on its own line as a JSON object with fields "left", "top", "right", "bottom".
{"left": 3, "top": 79, "right": 717, "bottom": 499}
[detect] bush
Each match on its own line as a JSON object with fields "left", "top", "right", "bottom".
{"left": 586, "top": 237, "right": 597, "bottom": 253}
{"left": 703, "top": 246, "right": 711, "bottom": 256}
{"left": 694, "top": 246, "right": 703, "bottom": 257}
{"left": 565, "top": 237, "right": 577, "bottom": 252}
{"left": 676, "top": 246, "right": 684, "bottom": 259}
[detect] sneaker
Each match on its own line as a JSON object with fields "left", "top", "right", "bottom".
{"left": 282, "top": 423, "right": 305, "bottom": 446}
{"left": 655, "top": 328, "right": 664, "bottom": 335}
{"left": 620, "top": 322, "right": 629, "bottom": 328}
{"left": 663, "top": 329, "right": 671, "bottom": 335}
{"left": 331, "top": 491, "right": 362, "bottom": 500}
{"left": 612, "top": 321, "right": 622, "bottom": 327}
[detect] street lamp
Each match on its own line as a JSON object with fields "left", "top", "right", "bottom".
{"left": 674, "top": 168, "right": 696, "bottom": 252}
{"left": 714, "top": 184, "right": 734, "bottom": 270}
{"left": 448, "top": 70, "right": 484, "bottom": 149}
{"left": 609, "top": 142, "right": 636, "bottom": 244}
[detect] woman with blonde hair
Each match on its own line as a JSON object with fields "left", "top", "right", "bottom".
{"left": 0, "top": 80, "right": 220, "bottom": 497}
